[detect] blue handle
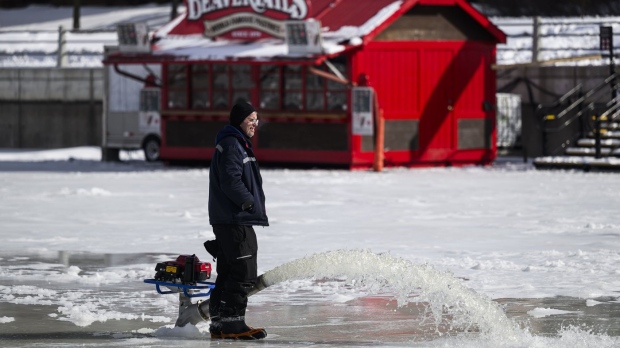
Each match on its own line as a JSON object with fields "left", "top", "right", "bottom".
{"left": 144, "top": 279, "right": 216, "bottom": 298}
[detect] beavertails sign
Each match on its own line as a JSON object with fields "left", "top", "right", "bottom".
{"left": 172, "top": 0, "right": 311, "bottom": 40}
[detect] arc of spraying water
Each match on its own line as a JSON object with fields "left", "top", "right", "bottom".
{"left": 177, "top": 249, "right": 522, "bottom": 342}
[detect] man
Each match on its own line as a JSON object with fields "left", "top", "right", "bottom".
{"left": 207, "top": 102, "right": 268, "bottom": 340}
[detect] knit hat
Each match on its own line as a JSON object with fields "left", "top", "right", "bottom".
{"left": 230, "top": 102, "right": 256, "bottom": 126}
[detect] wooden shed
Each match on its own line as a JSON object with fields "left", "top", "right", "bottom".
{"left": 103, "top": 0, "right": 505, "bottom": 168}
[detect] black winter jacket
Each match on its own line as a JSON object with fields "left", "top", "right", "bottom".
{"left": 208, "top": 125, "right": 269, "bottom": 226}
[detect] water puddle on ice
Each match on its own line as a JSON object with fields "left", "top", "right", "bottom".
{"left": 252, "top": 249, "right": 620, "bottom": 347}
{"left": 1, "top": 249, "right": 620, "bottom": 347}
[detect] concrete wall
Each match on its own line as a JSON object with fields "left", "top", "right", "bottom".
{"left": 0, "top": 65, "right": 615, "bottom": 155}
{"left": 0, "top": 68, "right": 103, "bottom": 148}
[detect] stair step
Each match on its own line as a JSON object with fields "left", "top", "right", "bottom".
{"left": 587, "top": 130, "right": 620, "bottom": 139}
{"left": 534, "top": 155, "right": 620, "bottom": 171}
{"left": 576, "top": 138, "right": 620, "bottom": 147}
{"left": 565, "top": 147, "right": 620, "bottom": 156}
{"left": 601, "top": 122, "right": 620, "bottom": 129}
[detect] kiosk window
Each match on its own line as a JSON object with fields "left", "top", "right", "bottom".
{"left": 328, "top": 92, "right": 347, "bottom": 111}
{"left": 284, "top": 65, "right": 302, "bottom": 110}
{"left": 232, "top": 65, "right": 253, "bottom": 105}
{"left": 212, "top": 64, "right": 230, "bottom": 109}
{"left": 167, "top": 64, "right": 187, "bottom": 109}
{"left": 173, "top": 61, "right": 348, "bottom": 113}
{"left": 327, "top": 69, "right": 347, "bottom": 91}
{"left": 233, "top": 91, "right": 251, "bottom": 105}
{"left": 191, "top": 64, "right": 210, "bottom": 109}
{"left": 306, "top": 69, "right": 324, "bottom": 111}
{"left": 232, "top": 65, "right": 254, "bottom": 89}
{"left": 260, "top": 65, "right": 280, "bottom": 110}
{"left": 326, "top": 61, "right": 347, "bottom": 111}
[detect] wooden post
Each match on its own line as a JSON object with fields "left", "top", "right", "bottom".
{"left": 171, "top": 0, "right": 180, "bottom": 20}
{"left": 57, "top": 26, "right": 67, "bottom": 68}
{"left": 73, "top": 0, "right": 81, "bottom": 30}
{"left": 373, "top": 109, "right": 385, "bottom": 172}
{"left": 595, "top": 113, "right": 601, "bottom": 159}
{"left": 532, "top": 16, "right": 541, "bottom": 62}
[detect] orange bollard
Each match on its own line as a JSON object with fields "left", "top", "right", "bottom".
{"left": 373, "top": 109, "right": 385, "bottom": 172}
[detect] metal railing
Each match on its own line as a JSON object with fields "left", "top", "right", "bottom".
{"left": 592, "top": 93, "right": 620, "bottom": 158}
{"left": 0, "top": 26, "right": 117, "bottom": 68}
{"left": 492, "top": 17, "right": 620, "bottom": 64}
{"left": 539, "top": 73, "right": 618, "bottom": 155}
{"left": 3, "top": 16, "right": 620, "bottom": 68}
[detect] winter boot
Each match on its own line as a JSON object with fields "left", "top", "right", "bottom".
{"left": 209, "top": 316, "right": 222, "bottom": 339}
{"left": 219, "top": 316, "right": 267, "bottom": 340}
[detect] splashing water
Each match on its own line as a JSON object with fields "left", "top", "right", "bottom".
{"left": 252, "top": 250, "right": 620, "bottom": 347}
{"left": 259, "top": 249, "right": 522, "bottom": 343}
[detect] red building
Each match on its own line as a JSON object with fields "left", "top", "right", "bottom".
{"left": 104, "top": 0, "right": 505, "bottom": 168}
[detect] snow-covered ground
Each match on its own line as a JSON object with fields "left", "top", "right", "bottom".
{"left": 1, "top": 148, "right": 620, "bottom": 347}
{"left": 1, "top": 4, "right": 620, "bottom": 67}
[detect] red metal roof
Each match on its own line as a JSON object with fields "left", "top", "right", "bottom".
{"left": 312, "top": 0, "right": 400, "bottom": 30}
{"left": 312, "top": 0, "right": 504, "bottom": 43}
{"left": 161, "top": 0, "right": 505, "bottom": 43}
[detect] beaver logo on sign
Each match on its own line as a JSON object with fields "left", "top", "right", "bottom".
{"left": 187, "top": 0, "right": 309, "bottom": 21}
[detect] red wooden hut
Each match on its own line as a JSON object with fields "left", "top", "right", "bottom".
{"left": 104, "top": 0, "right": 505, "bottom": 168}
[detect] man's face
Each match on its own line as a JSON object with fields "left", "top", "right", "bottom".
{"left": 240, "top": 112, "right": 258, "bottom": 138}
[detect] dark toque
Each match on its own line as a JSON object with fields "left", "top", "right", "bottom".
{"left": 230, "top": 102, "right": 256, "bottom": 126}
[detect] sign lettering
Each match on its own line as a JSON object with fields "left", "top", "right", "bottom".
{"left": 204, "top": 13, "right": 285, "bottom": 38}
{"left": 187, "top": 0, "right": 308, "bottom": 21}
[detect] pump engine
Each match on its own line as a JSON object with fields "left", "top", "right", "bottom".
{"left": 154, "top": 254, "right": 211, "bottom": 285}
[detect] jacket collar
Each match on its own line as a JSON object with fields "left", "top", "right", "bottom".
{"left": 215, "top": 125, "right": 252, "bottom": 149}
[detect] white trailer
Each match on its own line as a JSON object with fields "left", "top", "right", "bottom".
{"left": 102, "top": 46, "right": 162, "bottom": 162}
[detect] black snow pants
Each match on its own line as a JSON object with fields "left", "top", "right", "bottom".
{"left": 209, "top": 224, "right": 258, "bottom": 318}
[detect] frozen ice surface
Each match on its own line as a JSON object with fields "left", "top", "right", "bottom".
{"left": 1, "top": 148, "right": 620, "bottom": 347}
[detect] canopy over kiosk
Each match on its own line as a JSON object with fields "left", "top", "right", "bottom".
{"left": 103, "top": 0, "right": 505, "bottom": 168}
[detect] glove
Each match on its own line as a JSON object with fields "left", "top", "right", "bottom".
{"left": 241, "top": 200, "right": 255, "bottom": 213}
{"left": 203, "top": 240, "right": 218, "bottom": 260}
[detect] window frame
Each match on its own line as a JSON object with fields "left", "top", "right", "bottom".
{"left": 164, "top": 60, "right": 349, "bottom": 113}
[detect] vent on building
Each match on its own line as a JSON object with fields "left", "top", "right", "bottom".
{"left": 362, "top": 120, "right": 419, "bottom": 152}
{"left": 258, "top": 123, "right": 348, "bottom": 151}
{"left": 458, "top": 119, "right": 491, "bottom": 149}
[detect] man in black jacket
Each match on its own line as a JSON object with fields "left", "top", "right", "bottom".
{"left": 207, "top": 102, "right": 268, "bottom": 340}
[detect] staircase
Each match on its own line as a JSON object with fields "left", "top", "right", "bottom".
{"left": 534, "top": 74, "right": 620, "bottom": 171}
{"left": 568, "top": 124, "right": 620, "bottom": 156}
